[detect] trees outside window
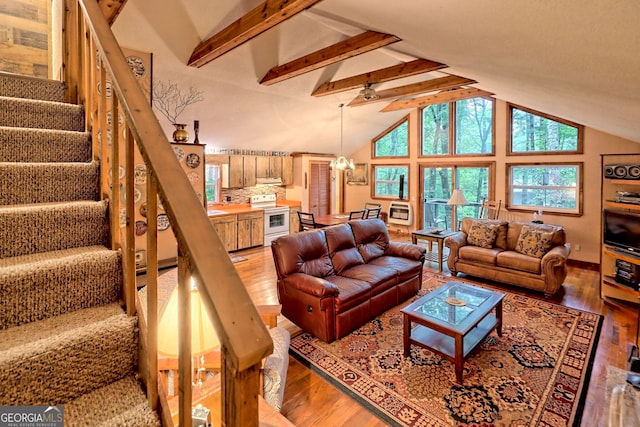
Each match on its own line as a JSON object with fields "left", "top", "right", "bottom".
{"left": 455, "top": 97, "right": 493, "bottom": 154}
{"left": 508, "top": 163, "right": 582, "bottom": 215}
{"left": 205, "top": 164, "right": 220, "bottom": 204}
{"left": 373, "top": 118, "right": 409, "bottom": 157}
{"left": 509, "top": 104, "right": 583, "bottom": 154}
{"left": 372, "top": 165, "right": 409, "bottom": 199}
{"left": 421, "top": 97, "right": 494, "bottom": 156}
{"left": 421, "top": 103, "right": 449, "bottom": 155}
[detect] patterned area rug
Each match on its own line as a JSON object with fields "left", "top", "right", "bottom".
{"left": 289, "top": 274, "right": 602, "bottom": 426}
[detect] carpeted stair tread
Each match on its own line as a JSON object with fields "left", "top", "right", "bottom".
{"left": 0, "top": 303, "right": 137, "bottom": 405}
{"left": 0, "top": 246, "right": 122, "bottom": 329}
{"left": 0, "top": 96, "right": 84, "bottom": 131}
{"left": 0, "top": 126, "right": 91, "bottom": 162}
{"left": 0, "top": 200, "right": 109, "bottom": 258}
{"left": 0, "top": 73, "right": 66, "bottom": 102}
{"left": 0, "top": 161, "right": 99, "bottom": 204}
{"left": 65, "top": 375, "right": 160, "bottom": 427}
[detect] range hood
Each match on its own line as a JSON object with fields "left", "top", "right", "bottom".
{"left": 256, "top": 177, "right": 283, "bottom": 186}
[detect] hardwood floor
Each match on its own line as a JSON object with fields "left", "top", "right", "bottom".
{"left": 231, "top": 233, "right": 637, "bottom": 427}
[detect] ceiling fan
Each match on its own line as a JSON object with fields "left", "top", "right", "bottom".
{"left": 359, "top": 83, "right": 379, "bottom": 101}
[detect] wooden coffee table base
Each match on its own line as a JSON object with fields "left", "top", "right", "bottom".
{"left": 401, "top": 282, "right": 504, "bottom": 384}
{"left": 403, "top": 312, "right": 502, "bottom": 384}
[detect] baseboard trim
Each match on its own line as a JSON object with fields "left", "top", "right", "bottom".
{"left": 567, "top": 259, "right": 599, "bottom": 271}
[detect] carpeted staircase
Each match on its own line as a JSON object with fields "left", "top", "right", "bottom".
{"left": 0, "top": 73, "right": 160, "bottom": 426}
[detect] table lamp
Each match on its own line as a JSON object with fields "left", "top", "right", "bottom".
{"left": 447, "top": 189, "right": 468, "bottom": 231}
{"left": 158, "top": 281, "right": 220, "bottom": 390}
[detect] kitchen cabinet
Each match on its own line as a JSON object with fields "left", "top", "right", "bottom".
{"left": 256, "top": 156, "right": 282, "bottom": 179}
{"left": 237, "top": 211, "right": 264, "bottom": 250}
{"left": 282, "top": 156, "right": 293, "bottom": 185}
{"left": 289, "top": 206, "right": 300, "bottom": 233}
{"left": 227, "top": 155, "right": 256, "bottom": 188}
{"left": 210, "top": 215, "right": 237, "bottom": 252}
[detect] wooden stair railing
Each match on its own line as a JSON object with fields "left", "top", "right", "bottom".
{"left": 62, "top": 1, "right": 273, "bottom": 426}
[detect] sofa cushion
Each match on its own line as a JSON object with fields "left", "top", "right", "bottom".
{"left": 496, "top": 250, "right": 541, "bottom": 274}
{"left": 324, "top": 275, "right": 372, "bottom": 313}
{"left": 467, "top": 220, "right": 500, "bottom": 248}
{"left": 263, "top": 326, "right": 291, "bottom": 412}
{"left": 349, "top": 219, "right": 390, "bottom": 262}
{"left": 507, "top": 221, "right": 565, "bottom": 251}
{"left": 340, "top": 264, "right": 397, "bottom": 294}
{"left": 368, "top": 256, "right": 423, "bottom": 282}
{"left": 271, "top": 230, "right": 334, "bottom": 278}
{"left": 459, "top": 245, "right": 501, "bottom": 265}
{"left": 461, "top": 218, "right": 508, "bottom": 249}
{"left": 515, "top": 224, "right": 554, "bottom": 258}
{"left": 325, "top": 223, "right": 365, "bottom": 274}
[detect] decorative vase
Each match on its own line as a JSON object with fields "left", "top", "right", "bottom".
{"left": 172, "top": 123, "right": 189, "bottom": 143}
{"left": 193, "top": 120, "right": 200, "bottom": 144}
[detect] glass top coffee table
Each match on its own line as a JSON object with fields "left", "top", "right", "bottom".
{"left": 401, "top": 281, "right": 505, "bottom": 384}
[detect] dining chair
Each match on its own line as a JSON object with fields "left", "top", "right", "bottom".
{"left": 365, "top": 207, "right": 381, "bottom": 219}
{"left": 364, "top": 202, "right": 381, "bottom": 210}
{"left": 479, "top": 199, "right": 502, "bottom": 220}
{"left": 349, "top": 209, "right": 366, "bottom": 220}
{"left": 297, "top": 211, "right": 318, "bottom": 231}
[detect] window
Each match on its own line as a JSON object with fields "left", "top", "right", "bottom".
{"left": 508, "top": 163, "right": 582, "bottom": 215}
{"left": 421, "top": 97, "right": 494, "bottom": 156}
{"left": 455, "top": 97, "right": 493, "bottom": 155}
{"left": 422, "top": 163, "right": 494, "bottom": 229}
{"left": 205, "top": 164, "right": 220, "bottom": 204}
{"left": 372, "top": 118, "right": 409, "bottom": 157}
{"left": 509, "top": 104, "right": 583, "bottom": 154}
{"left": 421, "top": 103, "right": 449, "bottom": 155}
{"left": 372, "top": 165, "right": 409, "bottom": 199}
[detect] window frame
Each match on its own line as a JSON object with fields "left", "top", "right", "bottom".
{"left": 419, "top": 96, "right": 496, "bottom": 158}
{"left": 204, "top": 162, "right": 222, "bottom": 205}
{"left": 506, "top": 162, "right": 583, "bottom": 216}
{"left": 371, "top": 164, "right": 410, "bottom": 200}
{"left": 371, "top": 115, "right": 410, "bottom": 159}
{"left": 507, "top": 103, "right": 584, "bottom": 155}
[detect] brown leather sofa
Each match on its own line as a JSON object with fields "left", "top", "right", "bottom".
{"left": 271, "top": 219, "right": 426, "bottom": 343}
{"left": 445, "top": 218, "right": 571, "bottom": 297}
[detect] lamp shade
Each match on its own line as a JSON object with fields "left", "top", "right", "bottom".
{"left": 157, "top": 286, "right": 220, "bottom": 357}
{"left": 447, "top": 189, "right": 469, "bottom": 206}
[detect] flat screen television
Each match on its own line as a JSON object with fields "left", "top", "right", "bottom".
{"left": 603, "top": 209, "right": 640, "bottom": 255}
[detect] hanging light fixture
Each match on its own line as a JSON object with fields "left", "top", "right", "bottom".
{"left": 359, "top": 83, "right": 379, "bottom": 101}
{"left": 330, "top": 104, "right": 355, "bottom": 170}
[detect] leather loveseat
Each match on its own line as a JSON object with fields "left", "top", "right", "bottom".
{"left": 445, "top": 217, "right": 571, "bottom": 297}
{"left": 271, "top": 219, "right": 426, "bottom": 343}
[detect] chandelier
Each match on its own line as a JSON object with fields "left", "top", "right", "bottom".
{"left": 330, "top": 104, "right": 355, "bottom": 170}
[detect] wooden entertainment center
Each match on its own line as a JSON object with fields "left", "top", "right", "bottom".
{"left": 601, "top": 154, "right": 640, "bottom": 305}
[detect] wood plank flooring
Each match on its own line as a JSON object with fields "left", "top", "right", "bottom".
{"left": 231, "top": 233, "right": 637, "bottom": 427}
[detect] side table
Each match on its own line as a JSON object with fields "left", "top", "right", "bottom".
{"left": 411, "top": 229, "right": 456, "bottom": 271}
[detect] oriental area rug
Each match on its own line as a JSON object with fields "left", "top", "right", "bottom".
{"left": 289, "top": 274, "right": 602, "bottom": 427}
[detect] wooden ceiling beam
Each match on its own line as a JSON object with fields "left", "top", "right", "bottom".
{"left": 347, "top": 75, "right": 476, "bottom": 107}
{"left": 311, "top": 59, "right": 447, "bottom": 97}
{"left": 259, "top": 31, "right": 400, "bottom": 86}
{"left": 98, "top": 0, "right": 129, "bottom": 26}
{"left": 188, "top": 0, "right": 323, "bottom": 68}
{"left": 381, "top": 87, "right": 493, "bottom": 112}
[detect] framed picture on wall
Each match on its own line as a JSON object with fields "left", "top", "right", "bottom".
{"left": 346, "top": 163, "right": 368, "bottom": 185}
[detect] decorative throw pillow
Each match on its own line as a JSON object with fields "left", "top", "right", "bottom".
{"left": 515, "top": 225, "right": 554, "bottom": 258}
{"left": 467, "top": 221, "right": 500, "bottom": 249}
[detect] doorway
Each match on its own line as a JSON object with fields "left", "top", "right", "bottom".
{"left": 419, "top": 163, "right": 495, "bottom": 231}
{"left": 309, "top": 161, "right": 331, "bottom": 216}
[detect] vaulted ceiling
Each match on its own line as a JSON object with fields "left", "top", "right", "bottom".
{"left": 108, "top": 0, "right": 640, "bottom": 155}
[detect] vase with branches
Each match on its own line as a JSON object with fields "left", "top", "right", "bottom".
{"left": 152, "top": 80, "right": 204, "bottom": 142}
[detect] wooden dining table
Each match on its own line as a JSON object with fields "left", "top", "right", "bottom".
{"left": 314, "top": 213, "right": 352, "bottom": 227}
